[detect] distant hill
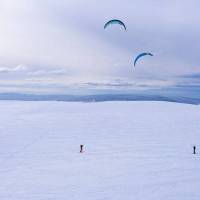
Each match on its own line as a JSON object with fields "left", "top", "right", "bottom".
{"left": 0, "top": 93, "right": 199, "bottom": 105}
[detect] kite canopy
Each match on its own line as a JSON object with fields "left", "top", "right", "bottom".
{"left": 134, "top": 53, "right": 153, "bottom": 66}
{"left": 104, "top": 19, "right": 126, "bottom": 31}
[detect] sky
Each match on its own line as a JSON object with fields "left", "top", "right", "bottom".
{"left": 0, "top": 0, "right": 200, "bottom": 94}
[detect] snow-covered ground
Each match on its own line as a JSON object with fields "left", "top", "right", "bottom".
{"left": 0, "top": 101, "right": 199, "bottom": 200}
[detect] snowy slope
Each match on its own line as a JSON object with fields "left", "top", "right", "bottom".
{"left": 0, "top": 101, "right": 199, "bottom": 200}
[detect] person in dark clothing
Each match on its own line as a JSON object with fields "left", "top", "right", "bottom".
{"left": 193, "top": 146, "right": 196, "bottom": 154}
{"left": 80, "top": 145, "right": 84, "bottom": 153}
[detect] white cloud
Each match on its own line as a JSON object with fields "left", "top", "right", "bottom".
{"left": 28, "top": 68, "right": 68, "bottom": 76}
{"left": 0, "top": 64, "right": 27, "bottom": 73}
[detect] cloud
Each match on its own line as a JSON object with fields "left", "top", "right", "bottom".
{"left": 28, "top": 68, "right": 68, "bottom": 76}
{"left": 182, "top": 73, "right": 200, "bottom": 79}
{"left": 81, "top": 77, "right": 175, "bottom": 90}
{"left": 0, "top": 63, "right": 69, "bottom": 77}
{"left": 0, "top": 64, "right": 27, "bottom": 73}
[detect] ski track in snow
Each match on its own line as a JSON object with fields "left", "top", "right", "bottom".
{"left": 0, "top": 101, "right": 199, "bottom": 200}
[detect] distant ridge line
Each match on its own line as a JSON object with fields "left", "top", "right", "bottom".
{"left": 0, "top": 93, "right": 199, "bottom": 105}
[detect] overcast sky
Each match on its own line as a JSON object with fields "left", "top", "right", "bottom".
{"left": 0, "top": 0, "right": 200, "bottom": 93}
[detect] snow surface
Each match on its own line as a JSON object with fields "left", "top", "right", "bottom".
{"left": 0, "top": 101, "right": 199, "bottom": 200}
